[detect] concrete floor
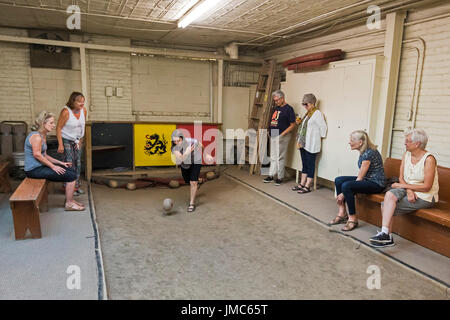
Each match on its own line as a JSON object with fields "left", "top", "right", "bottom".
{"left": 92, "top": 166, "right": 449, "bottom": 299}
{"left": 0, "top": 180, "right": 99, "bottom": 300}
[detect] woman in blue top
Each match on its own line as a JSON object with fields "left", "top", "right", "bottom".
{"left": 329, "top": 130, "right": 385, "bottom": 231}
{"left": 24, "top": 111, "right": 85, "bottom": 211}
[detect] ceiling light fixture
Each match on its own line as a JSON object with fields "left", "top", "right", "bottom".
{"left": 177, "top": 0, "right": 221, "bottom": 29}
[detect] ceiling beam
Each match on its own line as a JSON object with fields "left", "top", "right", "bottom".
{"left": 0, "top": 34, "right": 263, "bottom": 63}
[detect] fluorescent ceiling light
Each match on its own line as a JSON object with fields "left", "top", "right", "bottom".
{"left": 173, "top": 0, "right": 200, "bottom": 20}
{"left": 178, "top": 0, "right": 221, "bottom": 29}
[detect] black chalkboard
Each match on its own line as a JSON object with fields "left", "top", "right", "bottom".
{"left": 91, "top": 123, "right": 133, "bottom": 170}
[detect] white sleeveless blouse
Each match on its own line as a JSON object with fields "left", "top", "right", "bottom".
{"left": 61, "top": 106, "right": 85, "bottom": 142}
{"left": 403, "top": 151, "right": 439, "bottom": 202}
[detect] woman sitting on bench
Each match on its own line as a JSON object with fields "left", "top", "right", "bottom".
{"left": 330, "top": 130, "right": 386, "bottom": 231}
{"left": 24, "top": 111, "right": 85, "bottom": 211}
{"left": 369, "top": 129, "right": 439, "bottom": 248}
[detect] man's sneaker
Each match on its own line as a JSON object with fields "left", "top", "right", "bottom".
{"left": 370, "top": 231, "right": 393, "bottom": 244}
{"left": 76, "top": 188, "right": 85, "bottom": 195}
{"left": 263, "top": 176, "right": 274, "bottom": 183}
{"left": 274, "top": 179, "right": 282, "bottom": 186}
{"left": 370, "top": 237, "right": 395, "bottom": 248}
{"left": 73, "top": 190, "right": 80, "bottom": 196}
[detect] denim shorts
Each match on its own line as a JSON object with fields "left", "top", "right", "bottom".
{"left": 383, "top": 188, "right": 436, "bottom": 214}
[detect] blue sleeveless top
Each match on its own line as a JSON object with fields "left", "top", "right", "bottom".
{"left": 24, "top": 131, "right": 47, "bottom": 172}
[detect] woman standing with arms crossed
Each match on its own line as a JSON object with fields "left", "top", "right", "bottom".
{"left": 56, "top": 92, "right": 87, "bottom": 196}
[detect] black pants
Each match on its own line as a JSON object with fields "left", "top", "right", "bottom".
{"left": 181, "top": 164, "right": 202, "bottom": 183}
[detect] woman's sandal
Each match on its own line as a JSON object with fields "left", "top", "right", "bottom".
{"left": 297, "top": 186, "right": 312, "bottom": 194}
{"left": 187, "top": 204, "right": 196, "bottom": 212}
{"left": 292, "top": 184, "right": 305, "bottom": 191}
{"left": 328, "top": 214, "right": 348, "bottom": 225}
{"left": 341, "top": 220, "right": 358, "bottom": 231}
{"left": 65, "top": 202, "right": 86, "bottom": 211}
{"left": 64, "top": 198, "right": 85, "bottom": 209}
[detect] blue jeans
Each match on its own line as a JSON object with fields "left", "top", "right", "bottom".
{"left": 300, "top": 148, "right": 317, "bottom": 178}
{"left": 25, "top": 165, "right": 77, "bottom": 182}
{"left": 335, "top": 176, "right": 384, "bottom": 215}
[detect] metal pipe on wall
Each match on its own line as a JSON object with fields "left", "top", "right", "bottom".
{"left": 217, "top": 59, "right": 224, "bottom": 124}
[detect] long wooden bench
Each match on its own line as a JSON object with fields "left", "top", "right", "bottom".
{"left": 356, "top": 158, "right": 450, "bottom": 257}
{"left": 0, "top": 162, "right": 12, "bottom": 193}
{"left": 9, "top": 178, "right": 48, "bottom": 240}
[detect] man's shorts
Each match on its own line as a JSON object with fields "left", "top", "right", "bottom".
{"left": 181, "top": 164, "right": 202, "bottom": 184}
{"left": 383, "top": 188, "right": 436, "bottom": 214}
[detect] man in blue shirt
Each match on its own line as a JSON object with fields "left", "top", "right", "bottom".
{"left": 263, "top": 90, "right": 296, "bottom": 185}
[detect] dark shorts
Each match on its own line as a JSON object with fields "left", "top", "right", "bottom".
{"left": 181, "top": 164, "right": 202, "bottom": 183}
{"left": 383, "top": 188, "right": 436, "bottom": 215}
{"left": 25, "top": 165, "right": 77, "bottom": 183}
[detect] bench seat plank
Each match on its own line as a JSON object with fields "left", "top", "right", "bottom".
{"left": 10, "top": 178, "right": 46, "bottom": 201}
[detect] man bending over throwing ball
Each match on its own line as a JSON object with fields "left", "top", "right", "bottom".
{"left": 171, "top": 129, "right": 214, "bottom": 212}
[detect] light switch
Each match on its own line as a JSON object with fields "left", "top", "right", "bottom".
{"left": 105, "top": 86, "right": 113, "bottom": 97}
{"left": 115, "top": 87, "right": 123, "bottom": 97}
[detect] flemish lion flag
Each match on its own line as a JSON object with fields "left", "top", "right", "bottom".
{"left": 134, "top": 124, "right": 176, "bottom": 166}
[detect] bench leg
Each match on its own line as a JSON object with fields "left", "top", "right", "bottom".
{"left": 40, "top": 184, "right": 49, "bottom": 212}
{"left": 10, "top": 202, "right": 42, "bottom": 240}
{"left": 0, "top": 169, "right": 12, "bottom": 193}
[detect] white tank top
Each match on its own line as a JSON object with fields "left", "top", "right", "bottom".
{"left": 403, "top": 151, "right": 439, "bottom": 202}
{"left": 61, "top": 106, "right": 85, "bottom": 142}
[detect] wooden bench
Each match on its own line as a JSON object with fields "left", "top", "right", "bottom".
{"left": 0, "top": 162, "right": 12, "bottom": 193}
{"left": 356, "top": 157, "right": 450, "bottom": 257}
{"left": 9, "top": 178, "right": 48, "bottom": 240}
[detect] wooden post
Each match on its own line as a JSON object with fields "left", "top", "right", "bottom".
{"left": 85, "top": 123, "right": 92, "bottom": 182}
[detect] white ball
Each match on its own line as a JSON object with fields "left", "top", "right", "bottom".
{"left": 206, "top": 171, "right": 216, "bottom": 180}
{"left": 126, "top": 182, "right": 136, "bottom": 190}
{"left": 163, "top": 198, "right": 173, "bottom": 212}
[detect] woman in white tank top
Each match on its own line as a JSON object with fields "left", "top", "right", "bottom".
{"left": 369, "top": 129, "right": 439, "bottom": 248}
{"left": 56, "top": 92, "right": 87, "bottom": 195}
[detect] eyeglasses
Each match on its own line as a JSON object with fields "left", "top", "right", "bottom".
{"left": 302, "top": 103, "right": 308, "bottom": 106}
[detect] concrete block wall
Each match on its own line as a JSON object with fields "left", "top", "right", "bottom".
{"left": 31, "top": 68, "right": 82, "bottom": 118}
{"left": 131, "top": 55, "right": 212, "bottom": 122}
{"left": 266, "top": 3, "right": 450, "bottom": 168}
{"left": 391, "top": 3, "right": 450, "bottom": 167}
{"left": 0, "top": 41, "right": 32, "bottom": 124}
{"left": 87, "top": 35, "right": 133, "bottom": 121}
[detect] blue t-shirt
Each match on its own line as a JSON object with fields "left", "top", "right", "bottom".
{"left": 358, "top": 148, "right": 385, "bottom": 187}
{"left": 24, "top": 131, "right": 47, "bottom": 172}
{"left": 269, "top": 104, "right": 296, "bottom": 136}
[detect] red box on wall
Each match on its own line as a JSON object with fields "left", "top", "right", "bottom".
{"left": 176, "top": 124, "right": 218, "bottom": 165}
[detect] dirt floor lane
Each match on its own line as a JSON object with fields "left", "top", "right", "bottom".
{"left": 92, "top": 176, "right": 448, "bottom": 299}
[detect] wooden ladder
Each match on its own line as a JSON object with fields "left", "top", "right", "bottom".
{"left": 240, "top": 59, "right": 282, "bottom": 174}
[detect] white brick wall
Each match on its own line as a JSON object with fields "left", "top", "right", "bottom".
{"left": 87, "top": 35, "right": 133, "bottom": 121}
{"left": 131, "top": 56, "right": 211, "bottom": 122}
{"left": 267, "top": 3, "right": 450, "bottom": 168}
{"left": 32, "top": 68, "right": 82, "bottom": 118}
{"left": 87, "top": 50, "right": 134, "bottom": 121}
{"left": 390, "top": 4, "right": 450, "bottom": 167}
{"left": 0, "top": 42, "right": 32, "bottom": 124}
